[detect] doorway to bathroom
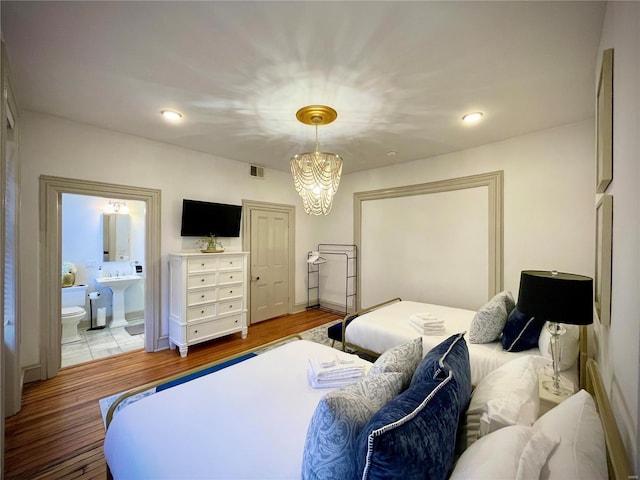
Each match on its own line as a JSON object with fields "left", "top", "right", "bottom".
{"left": 40, "top": 176, "right": 161, "bottom": 380}
{"left": 61, "top": 193, "right": 147, "bottom": 367}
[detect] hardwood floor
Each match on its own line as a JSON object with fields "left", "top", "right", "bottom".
{"left": 3, "top": 309, "right": 340, "bottom": 479}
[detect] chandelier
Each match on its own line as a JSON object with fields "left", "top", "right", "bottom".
{"left": 290, "top": 105, "right": 343, "bottom": 215}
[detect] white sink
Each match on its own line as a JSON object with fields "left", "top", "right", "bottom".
{"left": 96, "top": 274, "right": 141, "bottom": 289}
{"left": 96, "top": 275, "right": 142, "bottom": 327}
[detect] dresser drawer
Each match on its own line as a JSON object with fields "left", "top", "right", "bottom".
{"left": 217, "top": 298, "right": 243, "bottom": 315}
{"left": 218, "top": 270, "right": 242, "bottom": 285}
{"left": 187, "top": 315, "right": 242, "bottom": 341}
{"left": 187, "top": 256, "right": 218, "bottom": 273}
{"left": 218, "top": 255, "right": 243, "bottom": 270}
{"left": 186, "top": 303, "right": 217, "bottom": 321}
{"left": 218, "top": 286, "right": 241, "bottom": 300}
{"left": 187, "top": 272, "right": 217, "bottom": 289}
{"left": 187, "top": 288, "right": 217, "bottom": 306}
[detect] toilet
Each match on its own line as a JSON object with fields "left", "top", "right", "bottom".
{"left": 61, "top": 284, "right": 87, "bottom": 344}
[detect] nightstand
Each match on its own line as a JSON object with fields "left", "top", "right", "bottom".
{"left": 538, "top": 371, "right": 576, "bottom": 416}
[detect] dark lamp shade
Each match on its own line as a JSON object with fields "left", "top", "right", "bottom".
{"left": 516, "top": 270, "right": 593, "bottom": 325}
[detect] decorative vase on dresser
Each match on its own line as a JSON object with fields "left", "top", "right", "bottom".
{"left": 169, "top": 252, "right": 249, "bottom": 357}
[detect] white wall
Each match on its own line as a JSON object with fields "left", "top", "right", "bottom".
{"left": 328, "top": 120, "right": 595, "bottom": 299}
{"left": 360, "top": 186, "right": 489, "bottom": 310}
{"left": 19, "top": 111, "right": 318, "bottom": 368}
{"left": 595, "top": 1, "right": 640, "bottom": 469}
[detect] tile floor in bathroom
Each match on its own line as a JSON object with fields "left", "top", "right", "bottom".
{"left": 61, "top": 321, "right": 145, "bottom": 368}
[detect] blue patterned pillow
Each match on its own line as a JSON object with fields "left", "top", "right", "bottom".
{"left": 301, "top": 372, "right": 404, "bottom": 480}
{"left": 410, "top": 332, "right": 472, "bottom": 414}
{"left": 501, "top": 308, "right": 546, "bottom": 352}
{"left": 355, "top": 370, "right": 460, "bottom": 480}
{"left": 369, "top": 337, "right": 422, "bottom": 390}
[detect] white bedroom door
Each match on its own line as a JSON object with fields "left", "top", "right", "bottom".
{"left": 250, "top": 209, "right": 290, "bottom": 323}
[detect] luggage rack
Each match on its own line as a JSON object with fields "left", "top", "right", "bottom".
{"left": 307, "top": 243, "right": 357, "bottom": 316}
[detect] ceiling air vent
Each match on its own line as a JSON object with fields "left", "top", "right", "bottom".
{"left": 250, "top": 164, "right": 264, "bottom": 179}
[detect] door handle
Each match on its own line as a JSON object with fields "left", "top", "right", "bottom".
{"left": 251, "top": 276, "right": 260, "bottom": 281}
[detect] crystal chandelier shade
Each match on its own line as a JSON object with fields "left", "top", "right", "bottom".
{"left": 290, "top": 105, "right": 343, "bottom": 215}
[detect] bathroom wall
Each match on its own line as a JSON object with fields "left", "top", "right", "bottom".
{"left": 62, "top": 193, "right": 146, "bottom": 324}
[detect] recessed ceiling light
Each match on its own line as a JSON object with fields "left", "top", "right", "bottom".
{"left": 161, "top": 110, "right": 183, "bottom": 121}
{"left": 462, "top": 112, "right": 483, "bottom": 123}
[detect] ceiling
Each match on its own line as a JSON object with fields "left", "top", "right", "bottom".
{"left": 1, "top": 1, "right": 605, "bottom": 174}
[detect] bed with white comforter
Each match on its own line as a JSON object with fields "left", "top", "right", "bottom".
{"left": 344, "top": 299, "right": 577, "bottom": 386}
{"left": 104, "top": 340, "right": 364, "bottom": 479}
{"left": 103, "top": 333, "right": 623, "bottom": 480}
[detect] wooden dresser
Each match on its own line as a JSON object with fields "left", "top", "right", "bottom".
{"left": 169, "top": 252, "right": 248, "bottom": 357}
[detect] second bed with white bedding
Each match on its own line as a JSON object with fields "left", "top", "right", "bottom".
{"left": 344, "top": 300, "right": 570, "bottom": 386}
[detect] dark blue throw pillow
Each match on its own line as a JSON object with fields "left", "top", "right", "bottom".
{"left": 501, "top": 307, "right": 546, "bottom": 352}
{"left": 410, "top": 332, "right": 472, "bottom": 413}
{"left": 352, "top": 334, "right": 472, "bottom": 480}
{"left": 354, "top": 371, "right": 459, "bottom": 480}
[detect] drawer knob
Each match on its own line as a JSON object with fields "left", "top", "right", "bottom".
{"left": 201, "top": 310, "right": 205, "bottom": 314}
{"left": 230, "top": 275, "right": 233, "bottom": 279}
{"left": 194, "top": 329, "right": 198, "bottom": 334}
{"left": 201, "top": 278, "right": 205, "bottom": 282}
{"left": 201, "top": 263, "right": 205, "bottom": 267}
{"left": 229, "top": 290, "right": 233, "bottom": 294}
{"left": 201, "top": 294, "right": 205, "bottom": 298}
{"left": 229, "top": 305, "right": 233, "bottom": 309}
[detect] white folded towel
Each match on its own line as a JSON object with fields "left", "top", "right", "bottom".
{"left": 307, "top": 353, "right": 365, "bottom": 388}
{"left": 409, "top": 315, "right": 446, "bottom": 336}
{"left": 307, "top": 369, "right": 364, "bottom": 389}
{"left": 409, "top": 312, "right": 444, "bottom": 327}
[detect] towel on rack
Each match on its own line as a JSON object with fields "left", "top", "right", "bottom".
{"left": 307, "top": 353, "right": 366, "bottom": 388}
{"left": 409, "top": 313, "right": 446, "bottom": 336}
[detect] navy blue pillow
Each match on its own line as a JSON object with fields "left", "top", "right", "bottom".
{"left": 501, "top": 307, "right": 546, "bottom": 352}
{"left": 410, "top": 332, "right": 472, "bottom": 413}
{"left": 354, "top": 371, "right": 459, "bottom": 480}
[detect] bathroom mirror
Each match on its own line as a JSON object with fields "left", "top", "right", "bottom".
{"left": 103, "top": 213, "right": 131, "bottom": 262}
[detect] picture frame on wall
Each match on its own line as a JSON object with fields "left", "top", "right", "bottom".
{"left": 596, "top": 48, "right": 613, "bottom": 193}
{"left": 595, "top": 194, "right": 613, "bottom": 326}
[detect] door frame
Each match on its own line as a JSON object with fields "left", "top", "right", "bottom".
{"left": 40, "top": 175, "right": 161, "bottom": 379}
{"left": 241, "top": 200, "right": 295, "bottom": 325}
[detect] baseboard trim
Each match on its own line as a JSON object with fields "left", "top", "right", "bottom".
{"left": 293, "top": 300, "right": 353, "bottom": 316}
{"left": 23, "top": 364, "right": 43, "bottom": 384}
{"left": 292, "top": 302, "right": 307, "bottom": 314}
{"left": 126, "top": 310, "right": 144, "bottom": 322}
{"left": 154, "top": 335, "right": 170, "bottom": 352}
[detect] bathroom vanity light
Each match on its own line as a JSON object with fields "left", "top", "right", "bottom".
{"left": 104, "top": 201, "right": 129, "bottom": 214}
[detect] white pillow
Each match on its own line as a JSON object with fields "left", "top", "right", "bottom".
{"left": 534, "top": 389, "right": 607, "bottom": 480}
{"left": 450, "top": 425, "right": 559, "bottom": 480}
{"left": 466, "top": 355, "right": 545, "bottom": 446}
{"left": 479, "top": 397, "right": 527, "bottom": 436}
{"left": 454, "top": 390, "right": 606, "bottom": 480}
{"left": 538, "top": 322, "right": 580, "bottom": 371}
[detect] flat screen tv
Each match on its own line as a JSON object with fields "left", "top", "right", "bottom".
{"left": 180, "top": 199, "right": 242, "bottom": 237}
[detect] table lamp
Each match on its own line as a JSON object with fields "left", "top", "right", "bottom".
{"left": 516, "top": 270, "right": 593, "bottom": 396}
